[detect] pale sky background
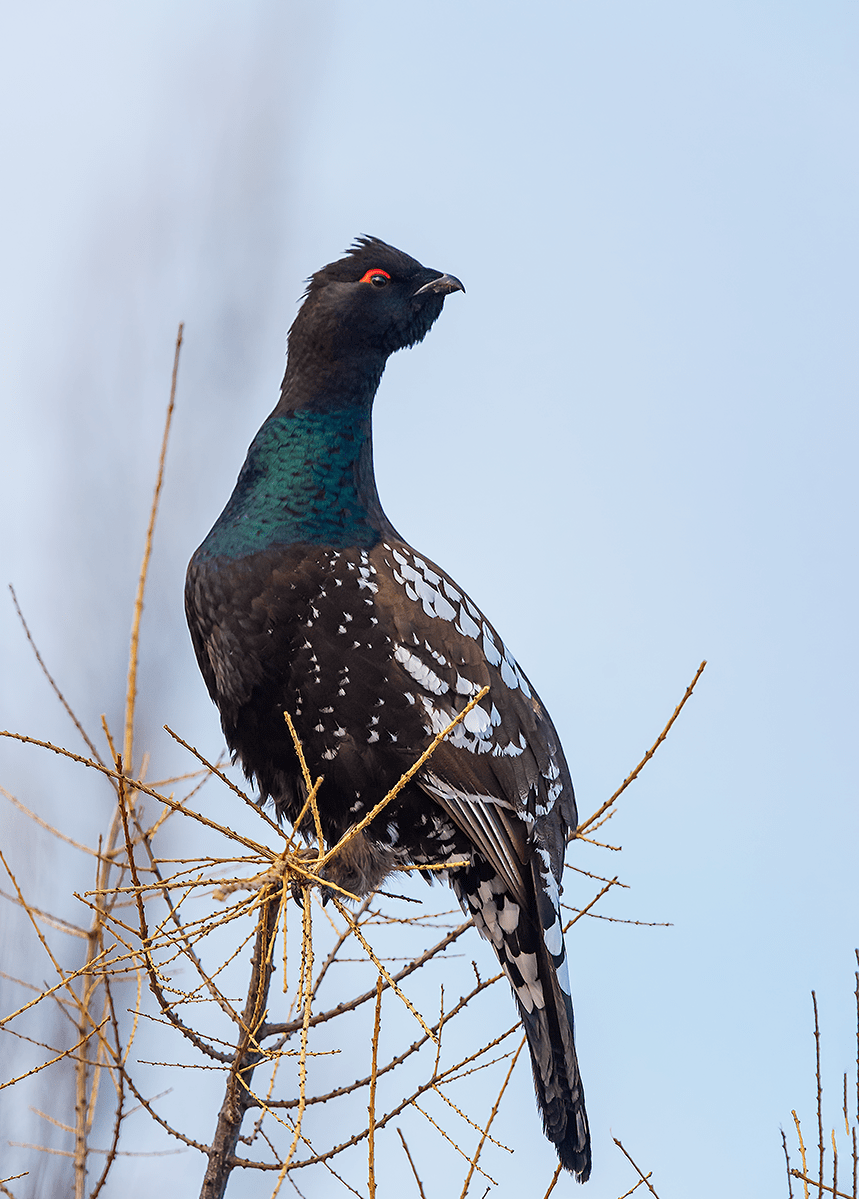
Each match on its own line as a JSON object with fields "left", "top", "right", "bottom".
{"left": 1, "top": 3, "right": 857, "bottom": 1197}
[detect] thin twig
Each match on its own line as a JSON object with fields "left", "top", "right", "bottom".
{"left": 578, "top": 660, "right": 706, "bottom": 836}
{"left": 784, "top": 1128, "right": 795, "bottom": 1199}
{"left": 397, "top": 1128, "right": 427, "bottom": 1199}
{"left": 814, "top": 992, "right": 824, "bottom": 1199}
{"left": 540, "top": 1162, "right": 565, "bottom": 1199}
{"left": 367, "top": 976, "right": 383, "bottom": 1199}
{"left": 789, "top": 1173, "right": 856, "bottom": 1199}
{"left": 613, "top": 1138, "right": 661, "bottom": 1197}
{"left": 7, "top": 585, "right": 106, "bottom": 767}
{"left": 459, "top": 1038, "right": 524, "bottom": 1197}
{"left": 124, "top": 323, "right": 183, "bottom": 773}
{"left": 794, "top": 1111, "right": 811, "bottom": 1199}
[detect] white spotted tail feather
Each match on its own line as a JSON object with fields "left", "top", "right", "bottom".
{"left": 447, "top": 833, "right": 591, "bottom": 1182}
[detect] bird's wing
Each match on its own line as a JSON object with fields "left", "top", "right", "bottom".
{"left": 416, "top": 757, "right": 529, "bottom": 904}
{"left": 370, "top": 538, "right": 578, "bottom": 864}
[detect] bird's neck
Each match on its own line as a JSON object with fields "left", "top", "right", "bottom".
{"left": 199, "top": 377, "right": 390, "bottom": 559}
{"left": 276, "top": 348, "right": 386, "bottom": 415}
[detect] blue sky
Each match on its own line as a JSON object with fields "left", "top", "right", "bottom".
{"left": 1, "top": 3, "right": 857, "bottom": 1196}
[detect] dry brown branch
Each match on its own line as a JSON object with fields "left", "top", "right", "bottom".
{"left": 562, "top": 877, "right": 621, "bottom": 931}
{"left": 539, "top": 1161, "right": 564, "bottom": 1198}
{"left": 794, "top": 1111, "right": 813, "bottom": 1199}
{"left": 577, "top": 659, "right": 706, "bottom": 836}
{"left": 785, "top": 962, "right": 859, "bottom": 1199}
{"left": 833, "top": 1128, "right": 840, "bottom": 1199}
{"left": 367, "top": 975, "right": 383, "bottom": 1199}
{"left": 0, "top": 785, "right": 102, "bottom": 858}
{"left": 7, "top": 730, "right": 643, "bottom": 1192}
{"left": 7, "top": 585, "right": 106, "bottom": 768}
{"left": 397, "top": 1127, "right": 427, "bottom": 1198}
{"left": 814, "top": 991, "right": 825, "bottom": 1199}
{"left": 613, "top": 1137, "right": 661, "bottom": 1196}
{"left": 616, "top": 1176, "right": 652, "bottom": 1199}
{"left": 198, "top": 886, "right": 283, "bottom": 1198}
{"left": 784, "top": 1128, "right": 797, "bottom": 1199}
{"left": 124, "top": 323, "right": 183, "bottom": 774}
{"left": 457, "top": 1037, "right": 523, "bottom": 1197}
{"left": 789, "top": 1174, "right": 856, "bottom": 1199}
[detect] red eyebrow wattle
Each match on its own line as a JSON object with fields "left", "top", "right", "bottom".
{"left": 359, "top": 268, "right": 391, "bottom": 283}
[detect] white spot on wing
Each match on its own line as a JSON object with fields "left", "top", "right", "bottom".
{"left": 482, "top": 629, "right": 502, "bottom": 667}
{"left": 394, "top": 644, "right": 449, "bottom": 696}
{"left": 456, "top": 607, "right": 480, "bottom": 640}
{"left": 462, "top": 705, "right": 491, "bottom": 735}
{"left": 500, "top": 656, "right": 519, "bottom": 689}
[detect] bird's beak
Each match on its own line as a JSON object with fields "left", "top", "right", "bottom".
{"left": 415, "top": 273, "right": 465, "bottom": 297}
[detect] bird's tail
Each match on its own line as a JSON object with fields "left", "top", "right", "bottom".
{"left": 451, "top": 855, "right": 591, "bottom": 1182}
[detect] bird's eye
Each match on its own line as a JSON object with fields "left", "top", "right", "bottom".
{"left": 359, "top": 268, "right": 391, "bottom": 288}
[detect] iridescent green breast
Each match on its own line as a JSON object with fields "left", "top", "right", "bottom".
{"left": 196, "top": 410, "right": 383, "bottom": 561}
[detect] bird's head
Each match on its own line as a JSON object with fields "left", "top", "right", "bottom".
{"left": 288, "top": 236, "right": 464, "bottom": 365}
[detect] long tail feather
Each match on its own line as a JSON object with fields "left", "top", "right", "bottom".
{"left": 450, "top": 854, "right": 591, "bottom": 1181}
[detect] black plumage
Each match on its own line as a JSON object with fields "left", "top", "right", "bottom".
{"left": 185, "top": 237, "right": 592, "bottom": 1181}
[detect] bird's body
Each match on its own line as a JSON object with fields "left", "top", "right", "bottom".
{"left": 186, "top": 238, "right": 592, "bottom": 1180}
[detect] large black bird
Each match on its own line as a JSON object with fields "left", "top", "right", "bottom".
{"left": 185, "top": 237, "right": 591, "bottom": 1181}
